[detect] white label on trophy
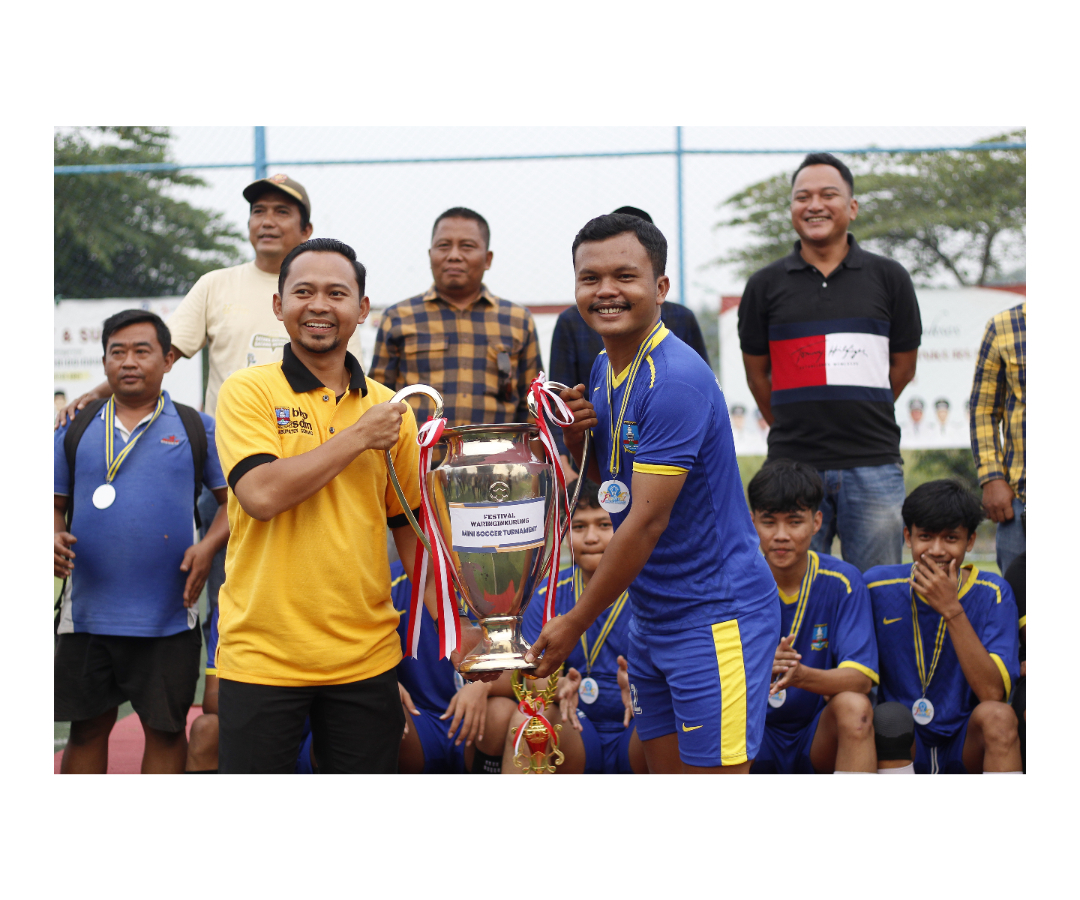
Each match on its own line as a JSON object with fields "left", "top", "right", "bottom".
{"left": 448, "top": 497, "right": 547, "bottom": 553}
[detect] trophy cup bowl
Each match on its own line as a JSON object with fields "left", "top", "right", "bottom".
{"left": 385, "top": 383, "right": 588, "bottom": 674}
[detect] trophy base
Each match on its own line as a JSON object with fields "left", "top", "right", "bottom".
{"left": 456, "top": 616, "right": 538, "bottom": 674}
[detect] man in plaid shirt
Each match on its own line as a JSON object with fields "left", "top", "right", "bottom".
{"left": 369, "top": 207, "right": 543, "bottom": 428}
{"left": 969, "top": 301, "right": 1026, "bottom": 573}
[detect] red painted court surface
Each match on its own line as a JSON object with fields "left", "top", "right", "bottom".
{"left": 54, "top": 706, "right": 202, "bottom": 774}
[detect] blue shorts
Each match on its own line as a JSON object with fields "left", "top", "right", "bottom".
{"left": 914, "top": 716, "right": 971, "bottom": 774}
{"left": 577, "top": 709, "right": 636, "bottom": 774}
{"left": 412, "top": 707, "right": 467, "bottom": 774}
{"left": 628, "top": 600, "right": 779, "bottom": 768}
{"left": 751, "top": 708, "right": 825, "bottom": 774}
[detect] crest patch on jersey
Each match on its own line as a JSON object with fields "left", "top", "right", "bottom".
{"left": 621, "top": 422, "right": 639, "bottom": 454}
{"left": 811, "top": 624, "right": 828, "bottom": 651}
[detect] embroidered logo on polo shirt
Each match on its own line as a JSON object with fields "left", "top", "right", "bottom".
{"left": 276, "top": 406, "right": 313, "bottom": 436}
{"left": 160, "top": 435, "right": 181, "bottom": 446}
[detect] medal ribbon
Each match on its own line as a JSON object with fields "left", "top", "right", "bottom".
{"left": 528, "top": 374, "right": 577, "bottom": 627}
{"left": 606, "top": 321, "right": 665, "bottom": 478}
{"left": 574, "top": 566, "right": 628, "bottom": 676}
{"left": 786, "top": 551, "right": 820, "bottom": 645}
{"left": 104, "top": 393, "right": 165, "bottom": 483}
{"left": 908, "top": 562, "right": 962, "bottom": 697}
{"left": 405, "top": 416, "right": 461, "bottom": 660}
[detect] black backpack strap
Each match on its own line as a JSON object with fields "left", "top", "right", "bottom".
{"left": 61, "top": 398, "right": 109, "bottom": 529}
{"left": 173, "top": 402, "right": 208, "bottom": 531}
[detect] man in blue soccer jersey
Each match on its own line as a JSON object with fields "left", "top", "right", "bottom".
{"left": 746, "top": 460, "right": 878, "bottom": 773}
{"left": 392, "top": 561, "right": 517, "bottom": 774}
{"left": 866, "top": 480, "right": 1021, "bottom": 774}
{"left": 54, "top": 310, "right": 229, "bottom": 774}
{"left": 502, "top": 479, "right": 646, "bottom": 774}
{"left": 525, "top": 214, "right": 780, "bottom": 774}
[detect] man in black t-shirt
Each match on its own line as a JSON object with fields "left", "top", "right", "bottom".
{"left": 738, "top": 153, "right": 921, "bottom": 572}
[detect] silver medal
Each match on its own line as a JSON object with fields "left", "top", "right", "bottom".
{"left": 912, "top": 697, "right": 935, "bottom": 725}
{"left": 92, "top": 483, "right": 116, "bottom": 510}
{"left": 598, "top": 479, "right": 630, "bottom": 513}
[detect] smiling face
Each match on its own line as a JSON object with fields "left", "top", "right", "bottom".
{"left": 570, "top": 504, "right": 614, "bottom": 580}
{"left": 573, "top": 231, "right": 669, "bottom": 363}
{"left": 273, "top": 251, "right": 369, "bottom": 357}
{"left": 751, "top": 506, "right": 823, "bottom": 581}
{"left": 249, "top": 189, "right": 313, "bottom": 268}
{"left": 429, "top": 217, "right": 492, "bottom": 300}
{"left": 905, "top": 524, "right": 976, "bottom": 574}
{"left": 103, "top": 321, "right": 174, "bottom": 404}
{"left": 790, "top": 164, "right": 858, "bottom": 248}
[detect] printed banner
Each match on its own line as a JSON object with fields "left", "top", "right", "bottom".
{"left": 54, "top": 298, "right": 204, "bottom": 412}
{"left": 449, "top": 497, "right": 547, "bottom": 553}
{"left": 719, "top": 287, "right": 1024, "bottom": 453}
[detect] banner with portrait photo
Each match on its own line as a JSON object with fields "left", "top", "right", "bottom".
{"left": 718, "top": 287, "right": 1024, "bottom": 454}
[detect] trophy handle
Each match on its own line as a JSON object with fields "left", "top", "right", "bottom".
{"left": 384, "top": 384, "right": 445, "bottom": 555}
{"left": 528, "top": 381, "right": 592, "bottom": 583}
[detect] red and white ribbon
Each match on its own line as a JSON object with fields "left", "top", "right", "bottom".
{"left": 528, "top": 374, "right": 576, "bottom": 626}
{"left": 512, "top": 695, "right": 559, "bottom": 759}
{"left": 406, "top": 416, "right": 461, "bottom": 660}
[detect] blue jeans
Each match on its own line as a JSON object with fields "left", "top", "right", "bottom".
{"left": 197, "top": 484, "right": 227, "bottom": 644}
{"left": 995, "top": 498, "right": 1025, "bottom": 576}
{"left": 810, "top": 464, "right": 906, "bottom": 573}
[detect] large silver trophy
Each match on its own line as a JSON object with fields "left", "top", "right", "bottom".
{"left": 385, "top": 383, "right": 588, "bottom": 673}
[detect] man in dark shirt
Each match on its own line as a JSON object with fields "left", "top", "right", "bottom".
{"left": 548, "top": 206, "right": 710, "bottom": 471}
{"left": 738, "top": 153, "right": 921, "bottom": 572}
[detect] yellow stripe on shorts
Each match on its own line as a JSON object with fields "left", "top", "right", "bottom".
{"left": 711, "top": 619, "right": 748, "bottom": 765}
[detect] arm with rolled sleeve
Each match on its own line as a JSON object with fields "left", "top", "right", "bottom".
{"left": 166, "top": 274, "right": 212, "bottom": 359}
{"left": 969, "top": 318, "right": 1008, "bottom": 488}
{"left": 514, "top": 310, "right": 544, "bottom": 422}
{"left": 369, "top": 308, "right": 404, "bottom": 393}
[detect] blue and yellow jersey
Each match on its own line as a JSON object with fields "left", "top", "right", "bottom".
{"left": 767, "top": 552, "right": 878, "bottom": 733}
{"left": 588, "top": 324, "right": 777, "bottom": 634}
{"left": 392, "top": 561, "right": 460, "bottom": 714}
{"left": 866, "top": 563, "right": 1020, "bottom": 743}
{"left": 522, "top": 566, "right": 631, "bottom": 732}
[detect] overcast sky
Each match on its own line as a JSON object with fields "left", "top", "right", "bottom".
{"left": 163, "top": 125, "right": 1018, "bottom": 311}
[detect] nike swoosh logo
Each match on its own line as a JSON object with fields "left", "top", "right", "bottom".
{"left": 682, "top": 723, "right": 703, "bottom": 732}
{"left": 883, "top": 617, "right": 902, "bottom": 625}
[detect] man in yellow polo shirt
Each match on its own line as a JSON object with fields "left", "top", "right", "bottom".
{"left": 214, "top": 237, "right": 431, "bottom": 773}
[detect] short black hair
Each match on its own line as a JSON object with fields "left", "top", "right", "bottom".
{"left": 747, "top": 458, "right": 824, "bottom": 514}
{"left": 572, "top": 213, "right": 667, "bottom": 279}
{"left": 569, "top": 477, "right": 603, "bottom": 513}
{"left": 902, "top": 479, "right": 984, "bottom": 535}
{"left": 611, "top": 206, "right": 653, "bottom": 224}
{"left": 432, "top": 207, "right": 490, "bottom": 249}
{"left": 101, "top": 309, "right": 172, "bottom": 356}
{"left": 792, "top": 152, "right": 855, "bottom": 195}
{"left": 278, "top": 238, "right": 367, "bottom": 298}
{"left": 250, "top": 187, "right": 310, "bottom": 232}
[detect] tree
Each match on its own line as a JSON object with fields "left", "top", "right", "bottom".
{"left": 54, "top": 127, "right": 244, "bottom": 299}
{"left": 715, "top": 130, "right": 1025, "bottom": 287}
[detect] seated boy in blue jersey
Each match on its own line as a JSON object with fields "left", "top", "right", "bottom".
{"left": 525, "top": 214, "right": 780, "bottom": 773}
{"left": 391, "top": 561, "right": 517, "bottom": 774}
{"left": 866, "top": 480, "right": 1021, "bottom": 774}
{"left": 54, "top": 310, "right": 229, "bottom": 774}
{"left": 746, "top": 460, "right": 878, "bottom": 773}
{"left": 501, "top": 479, "right": 646, "bottom": 774}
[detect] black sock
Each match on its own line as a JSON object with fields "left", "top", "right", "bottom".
{"left": 470, "top": 750, "right": 502, "bottom": 774}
